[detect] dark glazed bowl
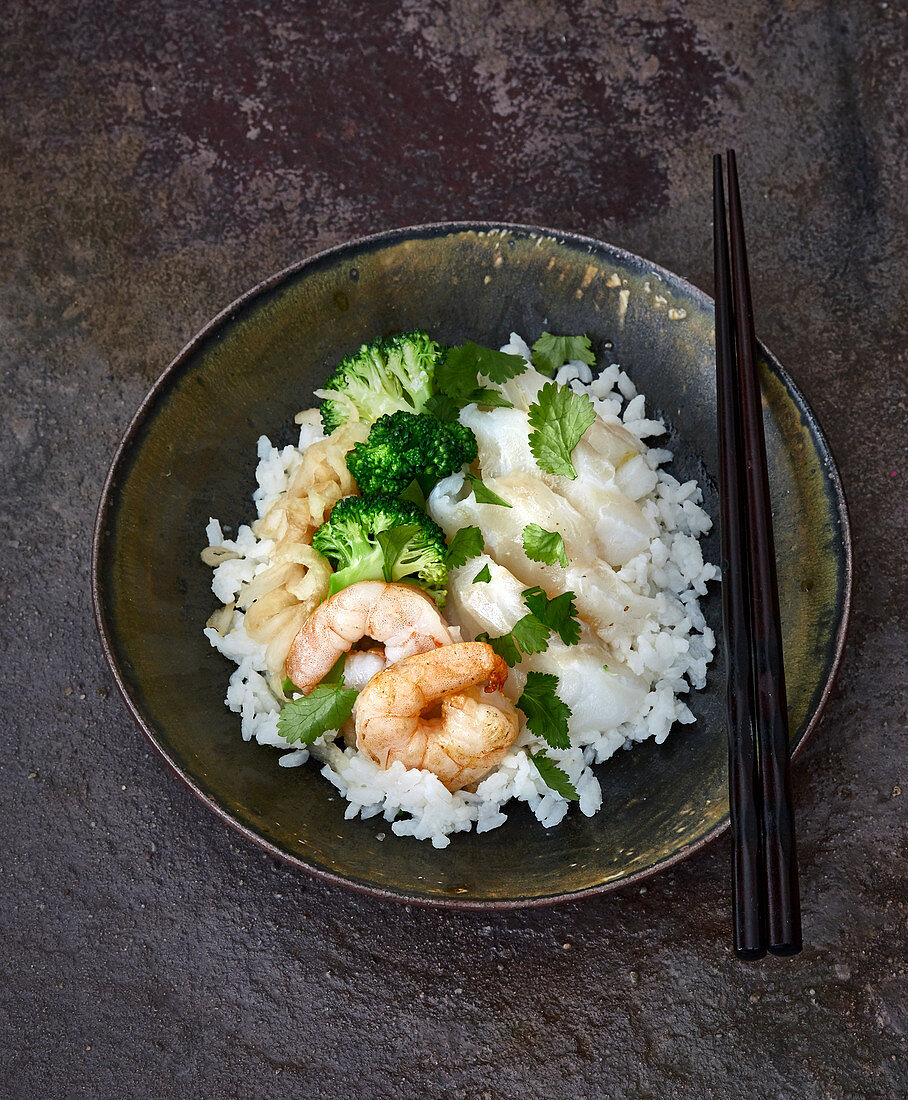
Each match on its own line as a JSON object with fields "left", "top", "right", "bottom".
{"left": 92, "top": 223, "right": 851, "bottom": 907}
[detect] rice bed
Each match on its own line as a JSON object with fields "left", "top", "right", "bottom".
{"left": 203, "top": 334, "right": 717, "bottom": 847}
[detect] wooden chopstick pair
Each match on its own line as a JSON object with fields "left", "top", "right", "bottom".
{"left": 713, "top": 151, "right": 802, "bottom": 959}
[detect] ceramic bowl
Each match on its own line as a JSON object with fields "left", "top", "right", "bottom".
{"left": 92, "top": 223, "right": 851, "bottom": 906}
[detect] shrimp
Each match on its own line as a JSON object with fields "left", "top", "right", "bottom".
{"left": 355, "top": 641, "right": 519, "bottom": 792}
{"left": 284, "top": 581, "right": 455, "bottom": 693}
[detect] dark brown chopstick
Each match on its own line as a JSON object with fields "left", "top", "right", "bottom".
{"left": 713, "top": 155, "right": 767, "bottom": 959}
{"left": 714, "top": 151, "right": 802, "bottom": 958}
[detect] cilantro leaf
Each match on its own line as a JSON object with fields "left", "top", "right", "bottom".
{"left": 277, "top": 684, "right": 358, "bottom": 745}
{"left": 472, "top": 563, "right": 492, "bottom": 584}
{"left": 464, "top": 341, "right": 528, "bottom": 384}
{"left": 475, "top": 586, "right": 580, "bottom": 668}
{"left": 435, "top": 346, "right": 484, "bottom": 402}
{"left": 527, "top": 382, "right": 597, "bottom": 479}
{"left": 476, "top": 613, "right": 548, "bottom": 666}
{"left": 376, "top": 525, "right": 423, "bottom": 582}
{"left": 446, "top": 526, "right": 485, "bottom": 569}
{"left": 517, "top": 672, "right": 571, "bottom": 750}
{"left": 444, "top": 341, "right": 527, "bottom": 387}
{"left": 432, "top": 343, "right": 520, "bottom": 416}
{"left": 436, "top": 387, "right": 513, "bottom": 411}
{"left": 468, "top": 387, "right": 514, "bottom": 409}
{"left": 522, "top": 586, "right": 582, "bottom": 646}
{"left": 522, "top": 524, "right": 568, "bottom": 568}
{"left": 529, "top": 751, "right": 579, "bottom": 800}
{"left": 466, "top": 472, "right": 512, "bottom": 508}
{"left": 531, "top": 333, "right": 596, "bottom": 374}
{"left": 424, "top": 393, "right": 461, "bottom": 423}
{"left": 509, "top": 613, "right": 551, "bottom": 656}
{"left": 476, "top": 630, "right": 521, "bottom": 668}
{"left": 399, "top": 478, "right": 428, "bottom": 509}
{"left": 475, "top": 345, "right": 528, "bottom": 384}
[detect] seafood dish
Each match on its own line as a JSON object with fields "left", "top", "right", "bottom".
{"left": 202, "top": 331, "right": 717, "bottom": 846}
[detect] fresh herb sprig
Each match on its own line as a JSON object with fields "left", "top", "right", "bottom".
{"left": 527, "top": 381, "right": 597, "bottom": 480}
{"left": 277, "top": 683, "right": 359, "bottom": 746}
{"left": 465, "top": 472, "right": 512, "bottom": 508}
{"left": 445, "top": 526, "right": 485, "bottom": 569}
{"left": 529, "top": 751, "right": 579, "bottom": 800}
{"left": 518, "top": 672, "right": 571, "bottom": 749}
{"left": 521, "top": 586, "right": 582, "bottom": 646}
{"left": 477, "top": 586, "right": 581, "bottom": 666}
{"left": 439, "top": 341, "right": 527, "bottom": 392}
{"left": 530, "top": 333, "right": 595, "bottom": 374}
{"left": 427, "top": 341, "right": 527, "bottom": 420}
{"left": 426, "top": 389, "right": 512, "bottom": 422}
{"left": 522, "top": 524, "right": 568, "bottom": 568}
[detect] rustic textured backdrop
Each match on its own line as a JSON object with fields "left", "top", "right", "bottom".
{"left": 2, "top": 2, "right": 905, "bottom": 1097}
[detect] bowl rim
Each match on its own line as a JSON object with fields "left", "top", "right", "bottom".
{"left": 91, "top": 219, "right": 853, "bottom": 908}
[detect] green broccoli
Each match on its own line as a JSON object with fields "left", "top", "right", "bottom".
{"left": 345, "top": 410, "right": 478, "bottom": 497}
{"left": 312, "top": 495, "right": 448, "bottom": 606}
{"left": 319, "top": 331, "right": 442, "bottom": 434}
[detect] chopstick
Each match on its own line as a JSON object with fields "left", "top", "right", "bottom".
{"left": 713, "top": 156, "right": 766, "bottom": 958}
{"left": 714, "top": 151, "right": 802, "bottom": 958}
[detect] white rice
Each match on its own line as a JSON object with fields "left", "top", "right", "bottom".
{"left": 203, "top": 334, "right": 717, "bottom": 847}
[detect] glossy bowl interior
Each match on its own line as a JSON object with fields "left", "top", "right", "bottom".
{"left": 92, "top": 223, "right": 850, "bottom": 906}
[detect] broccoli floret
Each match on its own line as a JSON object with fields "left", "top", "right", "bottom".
{"left": 312, "top": 495, "right": 448, "bottom": 606}
{"left": 345, "top": 410, "right": 478, "bottom": 497}
{"left": 319, "top": 331, "right": 442, "bottom": 434}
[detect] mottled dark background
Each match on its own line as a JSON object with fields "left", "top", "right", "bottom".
{"left": 2, "top": 2, "right": 905, "bottom": 1097}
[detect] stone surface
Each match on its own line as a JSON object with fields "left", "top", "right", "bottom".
{"left": 1, "top": 2, "right": 905, "bottom": 1097}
